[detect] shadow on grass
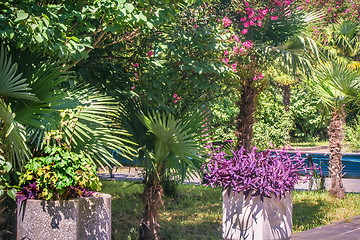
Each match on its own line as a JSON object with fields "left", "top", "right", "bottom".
{"left": 102, "top": 180, "right": 223, "bottom": 240}
{"left": 292, "top": 192, "right": 328, "bottom": 232}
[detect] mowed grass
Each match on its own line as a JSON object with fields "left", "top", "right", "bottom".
{"left": 101, "top": 180, "right": 360, "bottom": 240}
{"left": 289, "top": 141, "right": 329, "bottom": 148}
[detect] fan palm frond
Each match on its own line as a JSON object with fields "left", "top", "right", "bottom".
{"left": 1, "top": 46, "right": 136, "bottom": 169}
{"left": 139, "top": 106, "right": 215, "bottom": 182}
{"left": 311, "top": 60, "right": 360, "bottom": 110}
{"left": 60, "top": 88, "right": 136, "bottom": 168}
{"left": 0, "top": 46, "right": 37, "bottom": 101}
{"left": 0, "top": 100, "right": 30, "bottom": 170}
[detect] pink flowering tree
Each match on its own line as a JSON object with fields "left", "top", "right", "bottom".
{"left": 213, "top": 0, "right": 316, "bottom": 150}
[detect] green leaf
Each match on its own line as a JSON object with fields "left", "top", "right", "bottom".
{"left": 146, "top": 21, "right": 154, "bottom": 29}
{"left": 125, "top": 3, "right": 134, "bottom": 13}
{"left": 80, "top": 51, "right": 89, "bottom": 59}
{"left": 15, "top": 10, "right": 29, "bottom": 22}
{"left": 139, "top": 13, "right": 147, "bottom": 22}
{"left": 119, "top": 8, "right": 127, "bottom": 16}
{"left": 42, "top": 15, "right": 50, "bottom": 27}
{"left": 7, "top": 188, "right": 17, "bottom": 200}
{"left": 3, "top": 161, "right": 12, "bottom": 172}
{"left": 34, "top": 34, "right": 43, "bottom": 43}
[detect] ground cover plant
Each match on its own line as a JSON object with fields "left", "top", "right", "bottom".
{"left": 102, "top": 180, "right": 360, "bottom": 239}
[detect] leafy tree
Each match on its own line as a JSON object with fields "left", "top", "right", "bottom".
{"left": 0, "top": 0, "right": 175, "bottom": 62}
{"left": 210, "top": 0, "right": 318, "bottom": 150}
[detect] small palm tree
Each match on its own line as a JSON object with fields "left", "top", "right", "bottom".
{"left": 121, "top": 100, "right": 215, "bottom": 239}
{"left": 310, "top": 60, "right": 360, "bottom": 198}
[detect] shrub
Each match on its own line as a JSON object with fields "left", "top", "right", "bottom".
{"left": 345, "top": 116, "right": 360, "bottom": 152}
{"left": 253, "top": 87, "right": 293, "bottom": 149}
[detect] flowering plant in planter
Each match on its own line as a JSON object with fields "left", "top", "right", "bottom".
{"left": 202, "top": 144, "right": 320, "bottom": 200}
{"left": 16, "top": 145, "right": 101, "bottom": 202}
{"left": 16, "top": 109, "right": 101, "bottom": 202}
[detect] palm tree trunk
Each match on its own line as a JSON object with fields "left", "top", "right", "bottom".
{"left": 140, "top": 181, "right": 164, "bottom": 240}
{"left": 235, "top": 83, "right": 257, "bottom": 151}
{"left": 328, "top": 109, "right": 345, "bottom": 198}
{"left": 282, "top": 84, "right": 291, "bottom": 112}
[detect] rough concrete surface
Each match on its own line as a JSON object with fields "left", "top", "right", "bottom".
{"left": 17, "top": 193, "right": 111, "bottom": 240}
{"left": 223, "top": 190, "right": 292, "bottom": 240}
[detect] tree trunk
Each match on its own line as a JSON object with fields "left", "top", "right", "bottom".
{"left": 235, "top": 82, "right": 257, "bottom": 151}
{"left": 140, "top": 183, "right": 164, "bottom": 240}
{"left": 282, "top": 84, "right": 291, "bottom": 112}
{"left": 328, "top": 109, "right": 345, "bottom": 198}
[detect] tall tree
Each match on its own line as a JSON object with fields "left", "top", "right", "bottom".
{"left": 310, "top": 60, "right": 360, "bottom": 198}
{"left": 211, "top": 0, "right": 317, "bottom": 150}
{"left": 309, "top": 19, "right": 360, "bottom": 198}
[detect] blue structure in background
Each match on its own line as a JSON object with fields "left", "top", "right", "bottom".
{"left": 112, "top": 150, "right": 140, "bottom": 166}
{"left": 302, "top": 153, "right": 360, "bottom": 178}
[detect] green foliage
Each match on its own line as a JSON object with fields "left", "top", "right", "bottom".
{"left": 0, "top": 0, "right": 174, "bottom": 61}
{"left": 0, "top": 153, "right": 17, "bottom": 199}
{"left": 252, "top": 87, "right": 293, "bottom": 149}
{"left": 0, "top": 46, "right": 135, "bottom": 171}
{"left": 19, "top": 145, "right": 101, "bottom": 200}
{"left": 345, "top": 115, "right": 360, "bottom": 152}
{"left": 310, "top": 60, "right": 360, "bottom": 111}
{"left": 210, "top": 96, "right": 237, "bottom": 141}
{"left": 290, "top": 83, "right": 329, "bottom": 141}
{"left": 132, "top": 3, "right": 231, "bottom": 110}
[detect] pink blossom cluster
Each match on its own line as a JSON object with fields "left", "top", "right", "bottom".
{"left": 222, "top": 17, "right": 232, "bottom": 27}
{"left": 299, "top": 0, "right": 360, "bottom": 22}
{"left": 173, "top": 93, "right": 180, "bottom": 103}
{"left": 240, "top": 5, "right": 269, "bottom": 34}
{"left": 253, "top": 72, "right": 264, "bottom": 80}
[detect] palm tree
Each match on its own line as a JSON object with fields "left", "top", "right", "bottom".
{"left": 0, "top": 47, "right": 135, "bottom": 171}
{"left": 321, "top": 20, "right": 360, "bottom": 63}
{"left": 310, "top": 60, "right": 360, "bottom": 198}
{"left": 121, "top": 100, "right": 215, "bottom": 239}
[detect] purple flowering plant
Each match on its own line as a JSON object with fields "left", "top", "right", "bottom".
{"left": 202, "top": 143, "right": 320, "bottom": 201}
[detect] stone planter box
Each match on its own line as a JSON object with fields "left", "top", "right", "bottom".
{"left": 223, "top": 190, "right": 292, "bottom": 240}
{"left": 17, "top": 192, "right": 111, "bottom": 240}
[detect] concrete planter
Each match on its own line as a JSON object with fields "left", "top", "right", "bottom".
{"left": 223, "top": 190, "right": 292, "bottom": 240}
{"left": 17, "top": 192, "right": 111, "bottom": 240}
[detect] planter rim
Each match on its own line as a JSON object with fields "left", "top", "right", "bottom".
{"left": 18, "top": 192, "right": 110, "bottom": 203}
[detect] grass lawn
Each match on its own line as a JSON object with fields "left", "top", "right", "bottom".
{"left": 102, "top": 180, "right": 360, "bottom": 240}
{"left": 289, "top": 141, "right": 329, "bottom": 148}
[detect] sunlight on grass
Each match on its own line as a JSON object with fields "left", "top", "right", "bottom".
{"left": 101, "top": 180, "right": 360, "bottom": 239}
{"left": 290, "top": 141, "right": 329, "bottom": 148}
{"left": 292, "top": 190, "right": 360, "bottom": 232}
